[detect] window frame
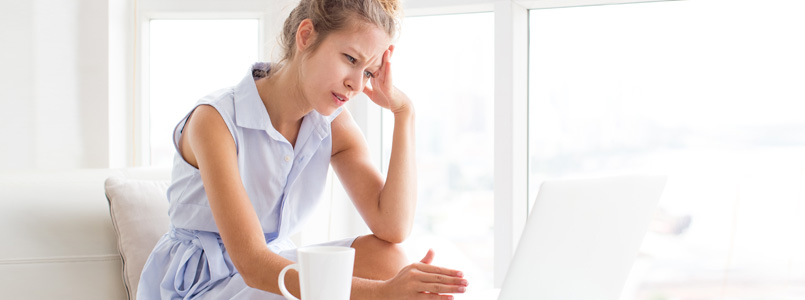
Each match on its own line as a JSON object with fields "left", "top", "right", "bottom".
{"left": 124, "top": 0, "right": 293, "bottom": 167}
{"left": 138, "top": 14, "right": 265, "bottom": 166}
{"left": 134, "top": 8, "right": 271, "bottom": 166}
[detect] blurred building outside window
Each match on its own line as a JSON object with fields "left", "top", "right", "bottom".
{"left": 528, "top": 1, "right": 805, "bottom": 299}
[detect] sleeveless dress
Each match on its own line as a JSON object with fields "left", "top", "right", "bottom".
{"left": 137, "top": 63, "right": 356, "bottom": 300}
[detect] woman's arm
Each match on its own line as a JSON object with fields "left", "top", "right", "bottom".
{"left": 379, "top": 100, "right": 416, "bottom": 239}
{"left": 330, "top": 105, "right": 415, "bottom": 243}
{"left": 330, "top": 46, "right": 417, "bottom": 244}
{"left": 182, "top": 105, "right": 302, "bottom": 296}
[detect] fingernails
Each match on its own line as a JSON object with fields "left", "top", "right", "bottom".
{"left": 460, "top": 280, "right": 468, "bottom": 286}
{"left": 458, "top": 287, "right": 466, "bottom": 293}
{"left": 457, "top": 271, "right": 463, "bottom": 278}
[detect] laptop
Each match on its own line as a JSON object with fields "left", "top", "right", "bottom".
{"left": 497, "top": 175, "right": 667, "bottom": 300}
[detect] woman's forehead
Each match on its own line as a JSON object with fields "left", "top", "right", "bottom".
{"left": 327, "top": 22, "right": 390, "bottom": 57}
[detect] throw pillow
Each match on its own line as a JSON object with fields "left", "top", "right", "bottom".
{"left": 104, "top": 176, "right": 170, "bottom": 300}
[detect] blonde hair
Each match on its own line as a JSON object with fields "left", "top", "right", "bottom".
{"left": 276, "top": 0, "right": 402, "bottom": 67}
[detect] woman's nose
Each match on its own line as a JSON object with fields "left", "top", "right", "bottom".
{"left": 344, "top": 72, "right": 363, "bottom": 92}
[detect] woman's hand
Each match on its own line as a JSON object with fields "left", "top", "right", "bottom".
{"left": 363, "top": 45, "right": 412, "bottom": 115}
{"left": 378, "top": 249, "right": 469, "bottom": 300}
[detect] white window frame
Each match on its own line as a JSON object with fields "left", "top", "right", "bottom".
{"left": 123, "top": 0, "right": 296, "bottom": 167}
{"left": 138, "top": 13, "right": 266, "bottom": 166}
{"left": 118, "top": 0, "right": 675, "bottom": 289}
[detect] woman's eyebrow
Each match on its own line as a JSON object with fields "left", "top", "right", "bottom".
{"left": 348, "top": 46, "right": 382, "bottom": 70}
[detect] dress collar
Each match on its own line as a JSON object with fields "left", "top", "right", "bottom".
{"left": 232, "top": 63, "right": 343, "bottom": 145}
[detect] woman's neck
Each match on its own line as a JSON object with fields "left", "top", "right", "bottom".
{"left": 255, "top": 64, "right": 312, "bottom": 133}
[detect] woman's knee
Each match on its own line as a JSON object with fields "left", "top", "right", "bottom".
{"left": 351, "top": 234, "right": 408, "bottom": 280}
{"left": 352, "top": 234, "right": 407, "bottom": 261}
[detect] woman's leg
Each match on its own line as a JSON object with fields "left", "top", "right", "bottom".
{"left": 350, "top": 234, "right": 408, "bottom": 280}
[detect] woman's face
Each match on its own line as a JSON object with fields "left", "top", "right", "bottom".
{"left": 298, "top": 22, "right": 391, "bottom": 116}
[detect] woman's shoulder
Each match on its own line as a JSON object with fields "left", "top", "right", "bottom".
{"left": 198, "top": 86, "right": 236, "bottom": 105}
{"left": 184, "top": 87, "right": 239, "bottom": 148}
{"left": 195, "top": 87, "right": 237, "bottom": 119}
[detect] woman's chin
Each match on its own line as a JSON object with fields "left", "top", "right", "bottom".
{"left": 313, "top": 106, "right": 339, "bottom": 117}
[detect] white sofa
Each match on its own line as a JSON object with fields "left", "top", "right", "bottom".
{"left": 0, "top": 168, "right": 171, "bottom": 299}
{"left": 0, "top": 168, "right": 504, "bottom": 300}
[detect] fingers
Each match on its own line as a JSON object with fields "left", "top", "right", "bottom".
{"left": 411, "top": 250, "right": 469, "bottom": 295}
{"left": 362, "top": 84, "right": 374, "bottom": 99}
{"left": 420, "top": 293, "right": 455, "bottom": 300}
{"left": 415, "top": 261, "right": 463, "bottom": 278}
{"left": 418, "top": 272, "right": 469, "bottom": 287}
{"left": 416, "top": 282, "right": 467, "bottom": 294}
{"left": 385, "top": 253, "right": 468, "bottom": 299}
{"left": 375, "top": 49, "right": 392, "bottom": 85}
{"left": 383, "top": 49, "right": 392, "bottom": 83}
{"left": 383, "top": 58, "right": 392, "bottom": 87}
{"left": 420, "top": 248, "right": 435, "bottom": 264}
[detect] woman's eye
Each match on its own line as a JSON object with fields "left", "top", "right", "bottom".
{"left": 345, "top": 54, "right": 356, "bottom": 64}
{"left": 364, "top": 70, "right": 374, "bottom": 78}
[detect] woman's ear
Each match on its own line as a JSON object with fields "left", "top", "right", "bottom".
{"left": 295, "top": 19, "right": 317, "bottom": 53}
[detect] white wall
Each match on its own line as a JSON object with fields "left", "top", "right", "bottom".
{"left": 108, "top": 0, "right": 134, "bottom": 169}
{"left": 0, "top": 1, "right": 35, "bottom": 170}
{"left": 0, "top": 0, "right": 109, "bottom": 171}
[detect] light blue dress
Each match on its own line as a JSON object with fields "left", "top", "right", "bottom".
{"left": 138, "top": 63, "right": 355, "bottom": 300}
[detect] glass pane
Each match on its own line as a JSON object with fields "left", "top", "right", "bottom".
{"left": 149, "top": 19, "right": 258, "bottom": 166}
{"left": 382, "top": 13, "right": 495, "bottom": 290}
{"left": 529, "top": 1, "right": 805, "bottom": 299}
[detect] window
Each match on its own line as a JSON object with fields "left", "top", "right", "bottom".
{"left": 382, "top": 12, "right": 496, "bottom": 289}
{"left": 147, "top": 19, "right": 259, "bottom": 166}
{"left": 528, "top": 1, "right": 805, "bottom": 299}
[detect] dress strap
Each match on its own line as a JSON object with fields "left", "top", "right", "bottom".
{"left": 168, "top": 227, "right": 232, "bottom": 298}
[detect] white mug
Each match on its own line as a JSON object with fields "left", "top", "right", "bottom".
{"left": 278, "top": 246, "right": 355, "bottom": 300}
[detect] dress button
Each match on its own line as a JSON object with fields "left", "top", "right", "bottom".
{"left": 284, "top": 155, "right": 292, "bottom": 162}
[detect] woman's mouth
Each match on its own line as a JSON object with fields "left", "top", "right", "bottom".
{"left": 332, "top": 92, "right": 348, "bottom": 106}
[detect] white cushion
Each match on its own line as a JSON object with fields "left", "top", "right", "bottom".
{"left": 104, "top": 176, "right": 170, "bottom": 300}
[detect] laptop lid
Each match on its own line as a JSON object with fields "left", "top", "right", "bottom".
{"left": 498, "top": 175, "right": 666, "bottom": 300}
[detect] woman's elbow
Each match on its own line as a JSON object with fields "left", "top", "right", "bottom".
{"left": 240, "top": 272, "right": 261, "bottom": 290}
{"left": 234, "top": 262, "right": 260, "bottom": 288}
{"left": 374, "top": 226, "right": 410, "bottom": 244}
{"left": 230, "top": 253, "right": 265, "bottom": 289}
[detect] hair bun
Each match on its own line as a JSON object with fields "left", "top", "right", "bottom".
{"left": 377, "top": 0, "right": 402, "bottom": 18}
{"left": 276, "top": 0, "right": 403, "bottom": 67}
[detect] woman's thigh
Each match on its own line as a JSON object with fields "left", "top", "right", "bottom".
{"left": 196, "top": 273, "right": 284, "bottom": 300}
{"left": 198, "top": 237, "right": 358, "bottom": 299}
{"left": 197, "top": 235, "right": 403, "bottom": 299}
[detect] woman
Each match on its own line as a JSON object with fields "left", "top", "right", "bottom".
{"left": 137, "top": 0, "right": 469, "bottom": 299}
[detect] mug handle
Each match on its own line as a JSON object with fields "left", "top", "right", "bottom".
{"left": 278, "top": 263, "right": 300, "bottom": 300}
